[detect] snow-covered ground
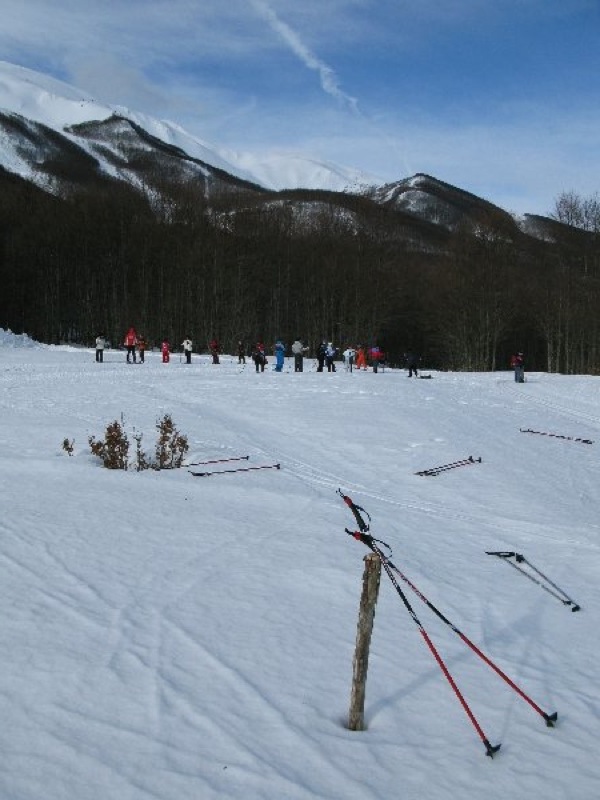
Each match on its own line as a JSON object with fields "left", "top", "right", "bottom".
{"left": 1, "top": 329, "right": 599, "bottom": 800}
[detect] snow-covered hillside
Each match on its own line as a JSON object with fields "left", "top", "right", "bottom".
{"left": 0, "top": 61, "right": 377, "bottom": 193}
{"left": 1, "top": 330, "right": 599, "bottom": 799}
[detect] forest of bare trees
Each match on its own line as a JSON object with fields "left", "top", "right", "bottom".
{"left": 0, "top": 171, "right": 598, "bottom": 373}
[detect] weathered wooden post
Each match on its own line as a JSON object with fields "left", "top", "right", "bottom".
{"left": 347, "top": 552, "right": 381, "bottom": 731}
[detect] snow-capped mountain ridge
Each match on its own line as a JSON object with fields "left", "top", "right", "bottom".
{"left": 0, "top": 60, "right": 376, "bottom": 193}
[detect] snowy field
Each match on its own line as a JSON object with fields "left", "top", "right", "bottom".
{"left": 1, "top": 329, "right": 599, "bottom": 800}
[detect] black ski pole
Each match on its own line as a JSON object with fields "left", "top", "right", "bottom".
{"left": 520, "top": 428, "right": 593, "bottom": 445}
{"left": 486, "top": 552, "right": 580, "bottom": 612}
{"left": 416, "top": 457, "right": 474, "bottom": 476}
{"left": 416, "top": 456, "right": 482, "bottom": 476}
{"left": 190, "top": 463, "right": 280, "bottom": 477}
{"left": 185, "top": 455, "right": 250, "bottom": 467}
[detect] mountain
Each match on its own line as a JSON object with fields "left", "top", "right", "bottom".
{"left": 0, "top": 61, "right": 376, "bottom": 197}
{"left": 0, "top": 61, "right": 567, "bottom": 243}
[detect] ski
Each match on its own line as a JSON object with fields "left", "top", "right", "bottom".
{"left": 189, "top": 463, "right": 280, "bottom": 477}
{"left": 185, "top": 455, "right": 250, "bottom": 467}
{"left": 486, "top": 551, "right": 581, "bottom": 611}
{"left": 416, "top": 456, "right": 482, "bottom": 477}
{"left": 520, "top": 428, "right": 593, "bottom": 445}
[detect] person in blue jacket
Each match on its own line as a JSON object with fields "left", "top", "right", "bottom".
{"left": 274, "top": 340, "right": 286, "bottom": 372}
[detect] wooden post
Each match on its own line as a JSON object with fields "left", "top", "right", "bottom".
{"left": 348, "top": 552, "right": 381, "bottom": 731}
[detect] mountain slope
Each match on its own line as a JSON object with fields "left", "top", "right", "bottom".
{"left": 0, "top": 61, "right": 374, "bottom": 196}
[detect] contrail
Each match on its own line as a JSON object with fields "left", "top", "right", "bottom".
{"left": 250, "top": 0, "right": 358, "bottom": 113}
{"left": 250, "top": 0, "right": 411, "bottom": 176}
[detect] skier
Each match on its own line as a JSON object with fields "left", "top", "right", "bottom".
{"left": 291, "top": 338, "right": 308, "bottom": 372}
{"left": 274, "top": 339, "right": 286, "bottom": 372}
{"left": 405, "top": 351, "right": 419, "bottom": 377}
{"left": 511, "top": 352, "right": 525, "bottom": 383}
{"left": 252, "top": 342, "right": 266, "bottom": 373}
{"left": 182, "top": 337, "right": 193, "bottom": 364}
{"left": 355, "top": 345, "right": 367, "bottom": 370}
{"left": 161, "top": 339, "right": 170, "bottom": 364}
{"left": 342, "top": 345, "right": 356, "bottom": 372}
{"left": 209, "top": 338, "right": 220, "bottom": 364}
{"left": 124, "top": 327, "right": 137, "bottom": 363}
{"left": 137, "top": 335, "right": 147, "bottom": 363}
{"left": 316, "top": 340, "right": 327, "bottom": 372}
{"left": 369, "top": 345, "right": 383, "bottom": 373}
{"left": 325, "top": 342, "right": 337, "bottom": 372}
{"left": 237, "top": 340, "right": 246, "bottom": 365}
{"left": 95, "top": 334, "right": 105, "bottom": 363}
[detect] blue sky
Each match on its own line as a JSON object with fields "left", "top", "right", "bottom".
{"left": 1, "top": 0, "right": 598, "bottom": 214}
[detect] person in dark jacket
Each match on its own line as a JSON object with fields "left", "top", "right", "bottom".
{"left": 316, "top": 341, "right": 327, "bottom": 372}
{"left": 252, "top": 342, "right": 266, "bottom": 373}
{"left": 209, "top": 338, "right": 220, "bottom": 364}
{"left": 405, "top": 351, "right": 419, "bottom": 377}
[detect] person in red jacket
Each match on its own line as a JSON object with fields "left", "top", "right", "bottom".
{"left": 124, "top": 327, "right": 137, "bottom": 363}
{"left": 510, "top": 352, "right": 524, "bottom": 383}
{"left": 161, "top": 339, "right": 170, "bottom": 363}
{"left": 209, "top": 338, "right": 220, "bottom": 364}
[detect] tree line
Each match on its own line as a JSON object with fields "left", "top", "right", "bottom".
{"left": 0, "top": 168, "right": 598, "bottom": 373}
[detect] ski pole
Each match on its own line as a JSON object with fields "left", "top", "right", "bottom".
{"left": 486, "top": 552, "right": 580, "bottom": 611}
{"left": 185, "top": 455, "right": 250, "bottom": 467}
{"left": 416, "top": 457, "right": 474, "bottom": 475}
{"left": 520, "top": 428, "right": 593, "bottom": 445}
{"left": 383, "top": 551, "right": 558, "bottom": 725}
{"left": 416, "top": 456, "right": 482, "bottom": 476}
{"left": 339, "top": 491, "right": 557, "bottom": 734}
{"left": 190, "top": 463, "right": 280, "bottom": 477}
{"left": 348, "top": 527, "right": 500, "bottom": 757}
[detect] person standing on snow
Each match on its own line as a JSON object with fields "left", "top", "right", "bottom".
{"left": 237, "top": 340, "right": 246, "bottom": 365}
{"left": 291, "top": 338, "right": 308, "bottom": 372}
{"left": 124, "top": 327, "right": 137, "bottom": 363}
{"left": 511, "top": 352, "right": 525, "bottom": 383}
{"left": 182, "top": 337, "right": 193, "bottom": 364}
{"left": 137, "top": 335, "right": 147, "bottom": 363}
{"left": 369, "top": 345, "right": 383, "bottom": 373}
{"left": 252, "top": 342, "right": 266, "bottom": 372}
{"left": 316, "top": 340, "right": 327, "bottom": 372}
{"left": 355, "top": 345, "right": 367, "bottom": 370}
{"left": 405, "top": 351, "right": 419, "bottom": 377}
{"left": 274, "top": 339, "right": 286, "bottom": 372}
{"left": 161, "top": 339, "right": 170, "bottom": 363}
{"left": 209, "top": 338, "right": 220, "bottom": 364}
{"left": 343, "top": 345, "right": 356, "bottom": 372}
{"left": 325, "top": 342, "right": 337, "bottom": 372}
{"left": 95, "top": 334, "right": 105, "bottom": 363}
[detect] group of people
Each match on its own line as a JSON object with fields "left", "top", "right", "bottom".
{"left": 95, "top": 331, "right": 393, "bottom": 373}
{"left": 97, "top": 330, "right": 526, "bottom": 382}
{"left": 94, "top": 329, "right": 223, "bottom": 365}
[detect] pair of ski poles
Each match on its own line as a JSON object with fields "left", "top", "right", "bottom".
{"left": 486, "top": 552, "right": 580, "bottom": 612}
{"left": 338, "top": 490, "right": 557, "bottom": 758}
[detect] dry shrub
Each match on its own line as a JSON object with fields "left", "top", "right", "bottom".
{"left": 155, "top": 413, "right": 189, "bottom": 469}
{"left": 89, "top": 419, "right": 130, "bottom": 469}
{"left": 88, "top": 414, "right": 188, "bottom": 471}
